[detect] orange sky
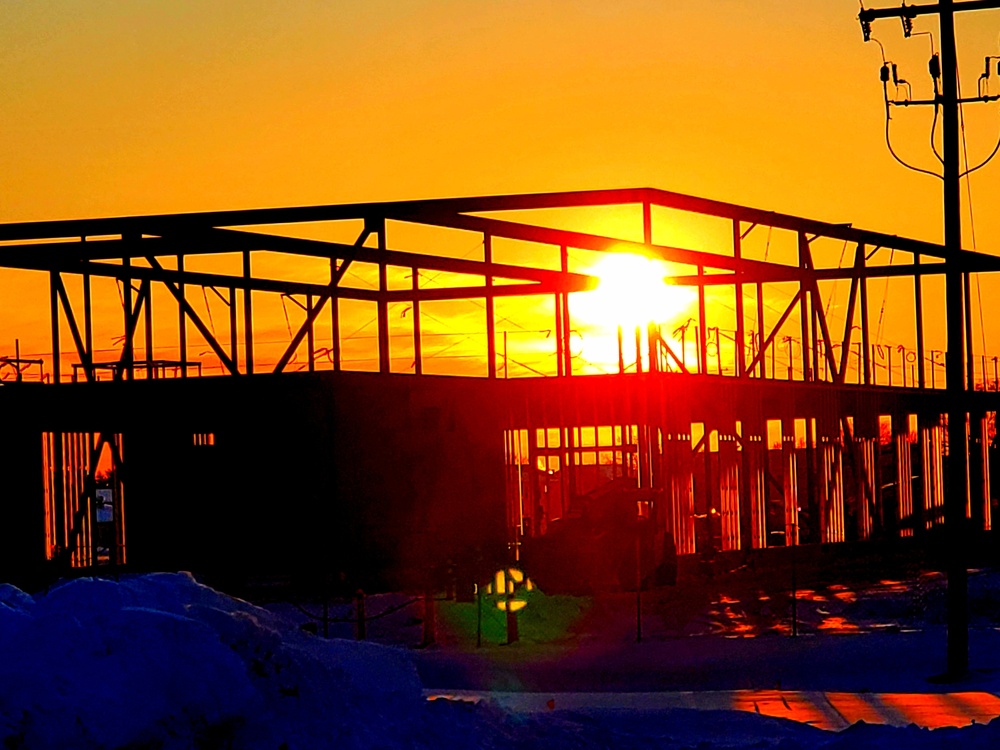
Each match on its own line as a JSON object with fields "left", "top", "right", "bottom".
{"left": 1, "top": 1, "right": 999, "bottom": 378}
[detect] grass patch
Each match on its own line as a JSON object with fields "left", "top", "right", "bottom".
{"left": 438, "top": 589, "right": 591, "bottom": 645}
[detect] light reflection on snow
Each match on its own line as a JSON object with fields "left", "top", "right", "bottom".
{"left": 817, "top": 616, "right": 858, "bottom": 632}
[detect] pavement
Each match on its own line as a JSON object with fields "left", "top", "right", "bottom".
{"left": 267, "top": 559, "right": 1000, "bottom": 731}
{"left": 413, "top": 624, "right": 1000, "bottom": 691}
{"left": 410, "top": 569, "right": 1000, "bottom": 732}
{"left": 424, "top": 688, "right": 1000, "bottom": 731}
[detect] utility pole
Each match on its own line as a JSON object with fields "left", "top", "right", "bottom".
{"left": 940, "top": 0, "right": 968, "bottom": 680}
{"left": 857, "top": 0, "right": 1000, "bottom": 679}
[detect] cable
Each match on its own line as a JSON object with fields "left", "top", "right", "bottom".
{"left": 868, "top": 36, "right": 941, "bottom": 179}
{"left": 910, "top": 31, "right": 936, "bottom": 57}
{"left": 418, "top": 310, "right": 482, "bottom": 360}
{"left": 930, "top": 97, "right": 944, "bottom": 165}
{"left": 825, "top": 240, "right": 850, "bottom": 318}
{"left": 409, "top": 237, "right": 484, "bottom": 290}
{"left": 280, "top": 295, "right": 296, "bottom": 340}
{"left": 957, "top": 71, "right": 988, "bottom": 358}
{"left": 417, "top": 238, "right": 539, "bottom": 332}
{"left": 883, "top": 85, "right": 943, "bottom": 180}
{"left": 928, "top": 38, "right": 943, "bottom": 166}
{"left": 959, "top": 132, "right": 1000, "bottom": 178}
{"left": 201, "top": 286, "right": 216, "bottom": 336}
{"left": 960, "top": 38, "right": 1000, "bottom": 177}
{"left": 342, "top": 315, "right": 378, "bottom": 341}
{"left": 868, "top": 36, "right": 888, "bottom": 65}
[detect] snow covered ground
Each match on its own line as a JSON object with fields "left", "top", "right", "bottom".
{"left": 3, "top": 572, "right": 1000, "bottom": 749}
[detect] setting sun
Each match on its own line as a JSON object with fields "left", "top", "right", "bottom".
{"left": 567, "top": 250, "right": 698, "bottom": 374}
{"left": 574, "top": 252, "right": 695, "bottom": 332}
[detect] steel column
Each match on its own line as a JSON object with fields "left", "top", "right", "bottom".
{"left": 230, "top": 287, "right": 239, "bottom": 374}
{"left": 179, "top": 253, "right": 187, "bottom": 377}
{"left": 697, "top": 266, "right": 707, "bottom": 374}
{"left": 756, "top": 283, "right": 766, "bottom": 378}
{"left": 377, "top": 220, "right": 390, "bottom": 374}
{"left": 486, "top": 235, "right": 496, "bottom": 379}
{"left": 331, "top": 257, "right": 341, "bottom": 372}
{"left": 306, "top": 294, "right": 315, "bottom": 372}
{"left": 734, "top": 220, "right": 746, "bottom": 378}
{"left": 412, "top": 267, "right": 422, "bottom": 375}
{"left": 143, "top": 273, "right": 153, "bottom": 375}
{"left": 560, "top": 245, "right": 571, "bottom": 377}
{"left": 49, "top": 272, "right": 60, "bottom": 384}
{"left": 83, "top": 255, "right": 93, "bottom": 379}
{"left": 243, "top": 249, "right": 254, "bottom": 375}
{"left": 123, "top": 252, "right": 133, "bottom": 380}
{"left": 860, "top": 252, "right": 872, "bottom": 385}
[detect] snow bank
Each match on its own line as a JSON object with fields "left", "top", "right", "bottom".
{"left": 4, "top": 572, "right": 1000, "bottom": 749}
{"left": 0, "top": 573, "right": 422, "bottom": 750}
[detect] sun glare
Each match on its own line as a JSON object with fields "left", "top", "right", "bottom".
{"left": 574, "top": 252, "right": 694, "bottom": 332}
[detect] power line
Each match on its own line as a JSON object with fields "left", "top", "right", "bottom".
{"left": 957, "top": 66, "right": 988, "bottom": 356}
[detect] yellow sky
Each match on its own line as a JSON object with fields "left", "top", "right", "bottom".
{"left": 1, "top": 1, "right": 999, "bottom": 378}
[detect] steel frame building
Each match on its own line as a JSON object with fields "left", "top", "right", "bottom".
{"left": 0, "top": 188, "right": 996, "bottom": 588}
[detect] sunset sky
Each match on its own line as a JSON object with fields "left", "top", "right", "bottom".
{"left": 2, "top": 1, "right": 999, "bottom": 378}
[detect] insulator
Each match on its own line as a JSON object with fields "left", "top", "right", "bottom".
{"left": 986, "top": 57, "right": 992, "bottom": 79}
{"left": 929, "top": 54, "right": 940, "bottom": 79}
{"left": 892, "top": 63, "right": 899, "bottom": 86}
{"left": 901, "top": 16, "right": 913, "bottom": 37}
{"left": 881, "top": 64, "right": 891, "bottom": 83}
{"left": 861, "top": 19, "right": 872, "bottom": 42}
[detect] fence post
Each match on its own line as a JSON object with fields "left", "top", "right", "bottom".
{"left": 505, "top": 593, "right": 519, "bottom": 644}
{"left": 476, "top": 580, "right": 483, "bottom": 648}
{"left": 422, "top": 588, "right": 436, "bottom": 647}
{"left": 354, "top": 589, "right": 366, "bottom": 640}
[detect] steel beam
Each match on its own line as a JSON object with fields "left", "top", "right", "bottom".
{"left": 859, "top": 0, "right": 1000, "bottom": 22}
{"left": 0, "top": 186, "right": 970, "bottom": 265}
{"left": 410, "top": 211, "right": 810, "bottom": 282}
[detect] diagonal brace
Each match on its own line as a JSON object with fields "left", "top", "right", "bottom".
{"left": 114, "top": 280, "right": 149, "bottom": 381}
{"left": 273, "top": 227, "right": 370, "bottom": 374}
{"left": 53, "top": 273, "right": 95, "bottom": 382}
{"left": 146, "top": 256, "right": 238, "bottom": 375}
{"left": 745, "top": 291, "right": 803, "bottom": 375}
